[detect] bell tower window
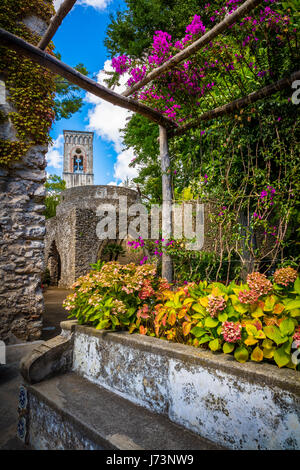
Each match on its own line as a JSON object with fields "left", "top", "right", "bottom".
{"left": 73, "top": 148, "right": 84, "bottom": 173}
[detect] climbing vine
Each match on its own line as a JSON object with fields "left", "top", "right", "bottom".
{"left": 0, "top": 0, "right": 56, "bottom": 165}
{"left": 108, "top": 0, "right": 300, "bottom": 277}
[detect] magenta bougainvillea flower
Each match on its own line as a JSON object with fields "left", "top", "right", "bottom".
{"left": 221, "top": 321, "right": 242, "bottom": 343}
{"left": 111, "top": 55, "right": 131, "bottom": 75}
{"left": 273, "top": 267, "right": 298, "bottom": 286}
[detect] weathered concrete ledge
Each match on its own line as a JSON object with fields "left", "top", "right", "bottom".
{"left": 20, "top": 332, "right": 74, "bottom": 384}
{"left": 22, "top": 372, "right": 221, "bottom": 450}
{"left": 69, "top": 322, "right": 300, "bottom": 450}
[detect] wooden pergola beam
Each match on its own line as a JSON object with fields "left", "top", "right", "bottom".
{"left": 38, "top": 0, "right": 77, "bottom": 50}
{"left": 122, "top": 0, "right": 263, "bottom": 97}
{"left": 0, "top": 28, "right": 176, "bottom": 129}
{"left": 169, "top": 71, "right": 300, "bottom": 137}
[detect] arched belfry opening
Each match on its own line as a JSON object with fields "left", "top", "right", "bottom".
{"left": 47, "top": 240, "right": 61, "bottom": 286}
{"left": 73, "top": 148, "right": 84, "bottom": 173}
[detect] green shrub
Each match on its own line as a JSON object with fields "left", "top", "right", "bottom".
{"left": 63, "top": 262, "right": 169, "bottom": 331}
{"left": 139, "top": 267, "right": 300, "bottom": 369}
{"left": 63, "top": 263, "right": 300, "bottom": 369}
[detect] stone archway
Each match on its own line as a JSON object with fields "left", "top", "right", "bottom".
{"left": 47, "top": 240, "right": 61, "bottom": 286}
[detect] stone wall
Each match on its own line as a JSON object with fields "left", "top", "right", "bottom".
{"left": 0, "top": 146, "right": 47, "bottom": 342}
{"left": 0, "top": 12, "right": 49, "bottom": 343}
{"left": 45, "top": 209, "right": 76, "bottom": 288}
{"left": 71, "top": 324, "right": 300, "bottom": 450}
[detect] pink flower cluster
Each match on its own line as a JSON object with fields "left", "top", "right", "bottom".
{"left": 138, "top": 279, "right": 155, "bottom": 299}
{"left": 137, "top": 304, "right": 150, "bottom": 319}
{"left": 127, "top": 65, "right": 147, "bottom": 87}
{"left": 112, "top": 55, "right": 131, "bottom": 75}
{"left": 238, "top": 289, "right": 259, "bottom": 304}
{"left": 128, "top": 237, "right": 145, "bottom": 249}
{"left": 185, "top": 15, "right": 206, "bottom": 37}
{"left": 207, "top": 294, "right": 226, "bottom": 318}
{"left": 111, "top": 2, "right": 291, "bottom": 124}
{"left": 148, "top": 31, "right": 173, "bottom": 66}
{"left": 293, "top": 328, "right": 300, "bottom": 349}
{"left": 260, "top": 186, "right": 276, "bottom": 206}
{"left": 221, "top": 321, "right": 242, "bottom": 343}
{"left": 247, "top": 272, "right": 273, "bottom": 296}
{"left": 273, "top": 267, "right": 298, "bottom": 286}
{"left": 218, "top": 206, "right": 227, "bottom": 216}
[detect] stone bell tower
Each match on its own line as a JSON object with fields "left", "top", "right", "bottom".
{"left": 62, "top": 130, "right": 94, "bottom": 188}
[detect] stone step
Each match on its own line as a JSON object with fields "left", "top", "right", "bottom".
{"left": 23, "top": 372, "right": 224, "bottom": 450}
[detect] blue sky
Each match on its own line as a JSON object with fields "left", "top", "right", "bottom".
{"left": 46, "top": 0, "right": 138, "bottom": 185}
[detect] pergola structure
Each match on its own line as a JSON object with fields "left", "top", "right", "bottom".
{"left": 0, "top": 0, "right": 299, "bottom": 281}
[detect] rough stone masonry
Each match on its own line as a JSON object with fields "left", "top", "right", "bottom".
{"left": 0, "top": 14, "right": 49, "bottom": 343}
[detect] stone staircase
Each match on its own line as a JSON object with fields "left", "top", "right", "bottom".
{"left": 17, "top": 320, "right": 300, "bottom": 450}
{"left": 23, "top": 372, "right": 222, "bottom": 450}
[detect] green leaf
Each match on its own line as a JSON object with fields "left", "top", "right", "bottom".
{"left": 263, "top": 325, "right": 288, "bottom": 345}
{"left": 273, "top": 344, "right": 290, "bottom": 368}
{"left": 233, "top": 303, "right": 248, "bottom": 314}
{"left": 290, "top": 308, "right": 300, "bottom": 318}
{"left": 251, "top": 346, "right": 263, "bottom": 362}
{"left": 96, "top": 319, "right": 110, "bottom": 329}
{"left": 234, "top": 345, "right": 249, "bottom": 363}
{"left": 294, "top": 277, "right": 300, "bottom": 295}
{"left": 279, "top": 318, "right": 295, "bottom": 336}
{"left": 223, "top": 343, "right": 235, "bottom": 354}
{"left": 218, "top": 312, "right": 228, "bottom": 322}
{"left": 190, "top": 326, "right": 207, "bottom": 337}
{"left": 197, "top": 335, "right": 211, "bottom": 345}
{"left": 285, "top": 299, "right": 300, "bottom": 311}
{"left": 264, "top": 295, "right": 277, "bottom": 312}
{"left": 192, "top": 304, "right": 206, "bottom": 314}
{"left": 209, "top": 338, "right": 220, "bottom": 351}
{"left": 204, "top": 317, "right": 219, "bottom": 328}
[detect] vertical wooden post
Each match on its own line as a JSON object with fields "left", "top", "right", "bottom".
{"left": 159, "top": 125, "right": 173, "bottom": 282}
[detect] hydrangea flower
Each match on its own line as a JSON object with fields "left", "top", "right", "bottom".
{"left": 273, "top": 267, "right": 298, "bottom": 286}
{"left": 221, "top": 321, "right": 242, "bottom": 343}
{"left": 238, "top": 289, "right": 259, "bottom": 304}
{"left": 207, "top": 294, "right": 226, "bottom": 318}
{"left": 247, "top": 272, "right": 273, "bottom": 296}
{"left": 293, "top": 328, "right": 300, "bottom": 348}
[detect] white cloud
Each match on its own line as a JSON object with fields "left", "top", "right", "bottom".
{"left": 53, "top": 0, "right": 110, "bottom": 12}
{"left": 46, "top": 134, "right": 64, "bottom": 170}
{"left": 85, "top": 60, "right": 138, "bottom": 184}
{"left": 78, "top": 0, "right": 111, "bottom": 10}
{"left": 114, "top": 148, "right": 138, "bottom": 182}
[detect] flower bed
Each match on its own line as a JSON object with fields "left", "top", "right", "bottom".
{"left": 63, "top": 263, "right": 300, "bottom": 370}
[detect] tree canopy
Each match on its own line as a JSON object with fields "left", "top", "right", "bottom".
{"left": 105, "top": 0, "right": 300, "bottom": 275}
